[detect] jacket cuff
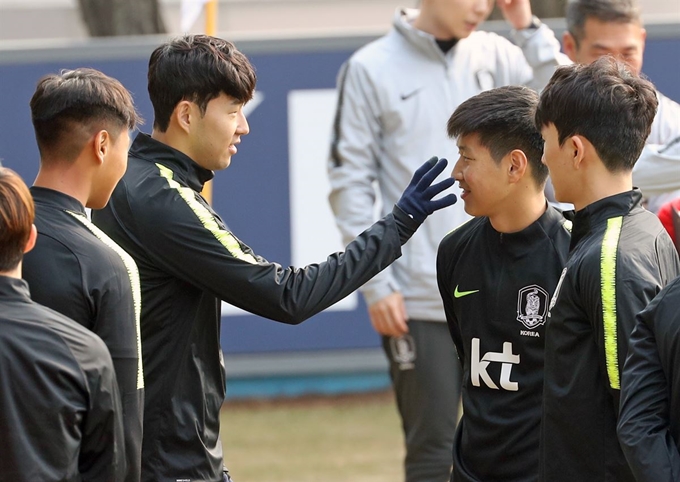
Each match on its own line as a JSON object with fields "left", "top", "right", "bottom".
{"left": 392, "top": 204, "right": 421, "bottom": 245}
{"left": 361, "top": 277, "right": 401, "bottom": 307}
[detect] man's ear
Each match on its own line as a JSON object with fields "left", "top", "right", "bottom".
{"left": 93, "top": 129, "right": 110, "bottom": 165}
{"left": 23, "top": 224, "right": 37, "bottom": 254}
{"left": 569, "top": 135, "right": 586, "bottom": 170}
{"left": 563, "top": 31, "right": 578, "bottom": 62}
{"left": 174, "top": 100, "right": 194, "bottom": 134}
{"left": 507, "top": 149, "right": 528, "bottom": 183}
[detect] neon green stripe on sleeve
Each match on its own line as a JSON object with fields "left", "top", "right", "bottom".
{"left": 600, "top": 216, "right": 623, "bottom": 390}
{"left": 156, "top": 163, "right": 257, "bottom": 265}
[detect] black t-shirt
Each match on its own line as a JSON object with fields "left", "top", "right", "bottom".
{"left": 23, "top": 187, "right": 143, "bottom": 482}
{"left": 437, "top": 205, "right": 570, "bottom": 482}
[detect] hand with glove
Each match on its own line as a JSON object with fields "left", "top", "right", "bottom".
{"left": 392, "top": 156, "right": 457, "bottom": 243}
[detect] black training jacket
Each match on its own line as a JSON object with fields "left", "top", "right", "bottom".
{"left": 618, "top": 274, "right": 680, "bottom": 482}
{"left": 0, "top": 276, "right": 125, "bottom": 481}
{"left": 539, "top": 189, "right": 680, "bottom": 482}
{"left": 92, "top": 133, "right": 417, "bottom": 482}
{"left": 437, "top": 205, "right": 570, "bottom": 482}
{"left": 23, "top": 186, "right": 144, "bottom": 482}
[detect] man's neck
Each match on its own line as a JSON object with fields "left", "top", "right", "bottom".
{"left": 33, "top": 163, "right": 89, "bottom": 207}
{"left": 572, "top": 171, "right": 633, "bottom": 212}
{"left": 489, "top": 191, "right": 548, "bottom": 234}
{"left": 0, "top": 265, "right": 21, "bottom": 279}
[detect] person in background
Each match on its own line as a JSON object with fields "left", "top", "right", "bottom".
{"left": 0, "top": 167, "right": 125, "bottom": 481}
{"left": 327, "top": 0, "right": 567, "bottom": 479}
{"left": 524, "top": 0, "right": 680, "bottom": 210}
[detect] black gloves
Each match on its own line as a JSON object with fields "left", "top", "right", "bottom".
{"left": 396, "top": 156, "right": 457, "bottom": 223}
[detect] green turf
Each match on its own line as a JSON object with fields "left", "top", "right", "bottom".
{"left": 220, "top": 390, "right": 405, "bottom": 482}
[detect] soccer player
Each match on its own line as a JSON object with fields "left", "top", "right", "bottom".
{"left": 0, "top": 167, "right": 125, "bottom": 480}
{"left": 617, "top": 275, "right": 680, "bottom": 481}
{"left": 21, "top": 68, "right": 144, "bottom": 482}
{"left": 536, "top": 56, "right": 680, "bottom": 481}
{"left": 327, "top": 1, "right": 568, "bottom": 478}
{"left": 91, "top": 34, "right": 457, "bottom": 482}
{"left": 437, "top": 85, "right": 571, "bottom": 482}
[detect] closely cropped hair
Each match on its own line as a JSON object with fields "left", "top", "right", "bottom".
{"left": 0, "top": 168, "right": 34, "bottom": 272}
{"left": 148, "top": 35, "right": 257, "bottom": 132}
{"left": 30, "top": 68, "right": 140, "bottom": 161}
{"left": 447, "top": 86, "right": 548, "bottom": 186}
{"left": 535, "top": 56, "right": 657, "bottom": 172}
{"left": 566, "top": 0, "right": 641, "bottom": 46}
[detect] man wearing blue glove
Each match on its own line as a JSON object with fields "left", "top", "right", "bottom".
{"left": 92, "top": 34, "right": 457, "bottom": 482}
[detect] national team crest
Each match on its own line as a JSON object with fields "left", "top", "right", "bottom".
{"left": 390, "top": 334, "right": 416, "bottom": 370}
{"left": 516, "top": 284, "right": 549, "bottom": 329}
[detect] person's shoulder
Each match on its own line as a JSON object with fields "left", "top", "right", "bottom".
{"left": 458, "top": 29, "right": 514, "bottom": 52}
{"left": 544, "top": 206, "right": 572, "bottom": 241}
{"left": 5, "top": 300, "right": 109, "bottom": 361}
{"left": 348, "top": 29, "right": 407, "bottom": 68}
{"left": 439, "top": 217, "right": 484, "bottom": 252}
{"left": 37, "top": 304, "right": 111, "bottom": 365}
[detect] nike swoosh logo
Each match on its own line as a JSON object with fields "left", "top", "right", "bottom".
{"left": 400, "top": 88, "right": 422, "bottom": 101}
{"left": 454, "top": 285, "right": 479, "bottom": 298}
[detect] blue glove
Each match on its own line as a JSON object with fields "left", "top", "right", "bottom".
{"left": 396, "top": 156, "right": 457, "bottom": 223}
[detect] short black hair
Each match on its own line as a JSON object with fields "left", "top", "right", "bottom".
{"left": 30, "top": 68, "right": 140, "bottom": 161}
{"left": 148, "top": 35, "right": 257, "bottom": 132}
{"left": 566, "top": 0, "right": 641, "bottom": 46}
{"left": 535, "top": 56, "right": 657, "bottom": 172}
{"left": 447, "top": 85, "right": 548, "bottom": 186}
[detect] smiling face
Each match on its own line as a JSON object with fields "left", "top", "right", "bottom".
{"left": 452, "top": 133, "right": 510, "bottom": 217}
{"left": 564, "top": 18, "right": 645, "bottom": 75}
{"left": 417, "top": 0, "right": 494, "bottom": 39}
{"left": 187, "top": 93, "right": 250, "bottom": 171}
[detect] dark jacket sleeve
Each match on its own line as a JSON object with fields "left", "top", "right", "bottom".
{"left": 583, "top": 247, "right": 668, "bottom": 408}
{"left": 115, "top": 178, "right": 416, "bottom": 325}
{"left": 618, "top": 284, "right": 680, "bottom": 482}
{"left": 78, "top": 335, "right": 127, "bottom": 481}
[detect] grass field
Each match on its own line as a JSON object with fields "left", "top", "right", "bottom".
{"left": 220, "top": 390, "right": 405, "bottom": 482}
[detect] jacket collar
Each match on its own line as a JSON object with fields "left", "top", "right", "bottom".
{"left": 130, "top": 132, "right": 214, "bottom": 192}
{"left": 0, "top": 276, "right": 32, "bottom": 304}
{"left": 487, "top": 203, "right": 566, "bottom": 252}
{"left": 29, "top": 186, "right": 86, "bottom": 215}
{"left": 569, "top": 189, "right": 643, "bottom": 248}
{"left": 393, "top": 8, "right": 455, "bottom": 64}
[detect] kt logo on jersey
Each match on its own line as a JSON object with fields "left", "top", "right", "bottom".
{"left": 516, "top": 284, "right": 549, "bottom": 329}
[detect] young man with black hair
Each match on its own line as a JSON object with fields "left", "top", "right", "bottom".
{"left": 617, "top": 274, "right": 680, "bottom": 482}
{"left": 437, "top": 85, "right": 570, "bottom": 482}
{"left": 92, "top": 34, "right": 457, "bottom": 482}
{"left": 0, "top": 167, "right": 125, "bottom": 480}
{"left": 536, "top": 56, "right": 680, "bottom": 482}
{"left": 327, "top": 1, "right": 569, "bottom": 478}
{"left": 21, "top": 68, "right": 144, "bottom": 482}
